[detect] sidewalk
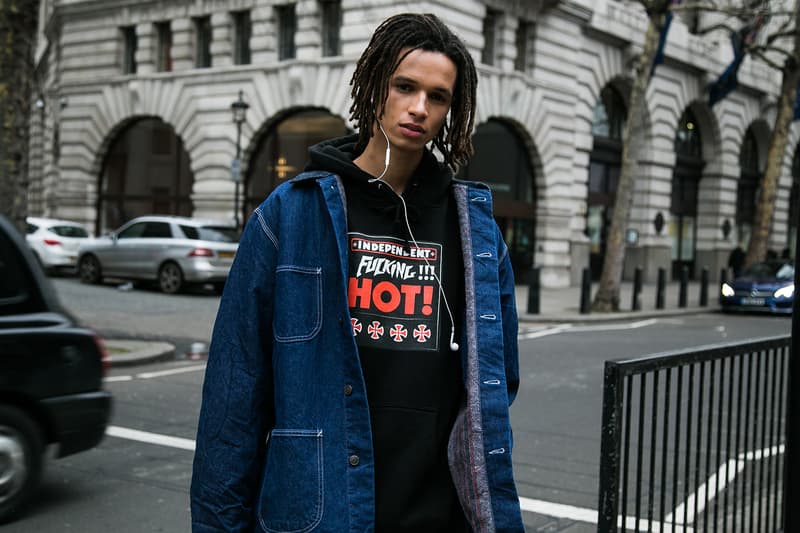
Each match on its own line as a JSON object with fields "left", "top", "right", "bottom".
{"left": 104, "top": 280, "right": 720, "bottom": 367}
{"left": 517, "top": 279, "right": 718, "bottom": 323}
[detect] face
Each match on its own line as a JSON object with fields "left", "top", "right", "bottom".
{"left": 376, "top": 48, "right": 457, "bottom": 156}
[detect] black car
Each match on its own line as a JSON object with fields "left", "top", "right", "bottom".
{"left": 0, "top": 215, "right": 112, "bottom": 523}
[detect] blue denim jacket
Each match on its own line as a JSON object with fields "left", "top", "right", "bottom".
{"left": 191, "top": 171, "right": 524, "bottom": 532}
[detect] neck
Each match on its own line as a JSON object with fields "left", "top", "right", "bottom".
{"left": 354, "top": 139, "right": 422, "bottom": 195}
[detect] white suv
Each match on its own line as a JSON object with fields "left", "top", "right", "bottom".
{"left": 26, "top": 217, "right": 91, "bottom": 274}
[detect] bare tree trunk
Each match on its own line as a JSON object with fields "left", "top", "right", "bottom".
{"left": 0, "top": 0, "right": 39, "bottom": 233}
{"left": 592, "top": 8, "right": 665, "bottom": 312}
{"left": 744, "top": 1, "right": 800, "bottom": 268}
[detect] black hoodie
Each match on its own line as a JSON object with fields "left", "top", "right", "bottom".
{"left": 306, "top": 135, "right": 467, "bottom": 532}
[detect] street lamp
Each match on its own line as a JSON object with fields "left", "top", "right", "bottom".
{"left": 230, "top": 90, "right": 249, "bottom": 230}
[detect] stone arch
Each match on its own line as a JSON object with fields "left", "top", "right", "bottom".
{"left": 458, "top": 116, "right": 541, "bottom": 277}
{"left": 243, "top": 106, "right": 350, "bottom": 217}
{"left": 93, "top": 114, "right": 193, "bottom": 234}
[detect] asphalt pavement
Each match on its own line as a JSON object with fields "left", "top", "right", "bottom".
{"left": 105, "top": 279, "right": 721, "bottom": 366}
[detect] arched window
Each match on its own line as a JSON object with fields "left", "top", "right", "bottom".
{"left": 588, "top": 85, "right": 626, "bottom": 279}
{"left": 737, "top": 127, "right": 761, "bottom": 248}
{"left": 670, "top": 108, "right": 704, "bottom": 278}
{"left": 458, "top": 119, "right": 537, "bottom": 278}
{"left": 245, "top": 109, "right": 349, "bottom": 217}
{"left": 99, "top": 117, "right": 193, "bottom": 233}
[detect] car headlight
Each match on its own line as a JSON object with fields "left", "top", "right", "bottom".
{"left": 721, "top": 283, "right": 735, "bottom": 297}
{"left": 774, "top": 284, "right": 794, "bottom": 299}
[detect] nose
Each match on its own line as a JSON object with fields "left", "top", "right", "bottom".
{"left": 408, "top": 92, "right": 428, "bottom": 118}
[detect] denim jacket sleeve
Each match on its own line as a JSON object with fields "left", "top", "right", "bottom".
{"left": 497, "top": 226, "right": 520, "bottom": 406}
{"left": 190, "top": 206, "right": 278, "bottom": 532}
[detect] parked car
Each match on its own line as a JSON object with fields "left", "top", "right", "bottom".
{"left": 77, "top": 215, "right": 239, "bottom": 294}
{"left": 719, "top": 260, "right": 795, "bottom": 315}
{"left": 0, "top": 215, "right": 112, "bottom": 523}
{"left": 25, "top": 217, "right": 91, "bottom": 274}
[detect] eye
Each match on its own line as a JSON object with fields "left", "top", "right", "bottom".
{"left": 396, "top": 82, "right": 413, "bottom": 92}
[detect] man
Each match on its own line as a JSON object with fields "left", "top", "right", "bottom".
{"left": 191, "top": 13, "right": 524, "bottom": 532}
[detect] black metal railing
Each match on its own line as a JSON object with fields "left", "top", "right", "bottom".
{"left": 597, "top": 335, "right": 792, "bottom": 532}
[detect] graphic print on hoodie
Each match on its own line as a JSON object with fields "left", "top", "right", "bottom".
{"left": 348, "top": 232, "right": 443, "bottom": 351}
{"left": 306, "top": 135, "right": 468, "bottom": 532}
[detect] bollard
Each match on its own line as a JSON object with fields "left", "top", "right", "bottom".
{"left": 679, "top": 266, "right": 689, "bottom": 308}
{"left": 632, "top": 267, "right": 642, "bottom": 311}
{"left": 656, "top": 268, "right": 666, "bottom": 309}
{"left": 527, "top": 266, "right": 540, "bottom": 315}
{"left": 580, "top": 267, "right": 591, "bottom": 314}
{"left": 699, "top": 267, "right": 709, "bottom": 307}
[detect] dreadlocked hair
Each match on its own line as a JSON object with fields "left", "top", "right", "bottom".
{"left": 348, "top": 13, "right": 478, "bottom": 171}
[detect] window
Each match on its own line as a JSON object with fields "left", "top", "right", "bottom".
{"left": 683, "top": 8, "right": 701, "bottom": 34}
{"left": 482, "top": 8, "right": 501, "bottom": 66}
{"left": 142, "top": 222, "right": 172, "bottom": 238}
{"left": 514, "top": 20, "right": 532, "bottom": 72}
{"left": 51, "top": 225, "right": 89, "bottom": 238}
{"left": 121, "top": 25, "right": 137, "bottom": 74}
{"left": 592, "top": 86, "right": 626, "bottom": 140}
{"left": 276, "top": 4, "right": 297, "bottom": 60}
{"left": 320, "top": 0, "right": 341, "bottom": 57}
{"left": 232, "top": 10, "right": 252, "bottom": 65}
{"left": 194, "top": 16, "right": 212, "bottom": 68}
{"left": 155, "top": 21, "right": 172, "bottom": 72}
{"left": 0, "top": 228, "right": 30, "bottom": 305}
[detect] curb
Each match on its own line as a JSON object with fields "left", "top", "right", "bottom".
{"left": 518, "top": 306, "right": 718, "bottom": 324}
{"left": 105, "top": 339, "right": 176, "bottom": 367}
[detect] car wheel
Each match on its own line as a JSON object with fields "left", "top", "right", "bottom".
{"left": 78, "top": 255, "right": 102, "bottom": 285}
{"left": 212, "top": 281, "right": 226, "bottom": 295}
{"left": 159, "top": 262, "right": 184, "bottom": 294}
{"left": 0, "top": 406, "right": 44, "bottom": 524}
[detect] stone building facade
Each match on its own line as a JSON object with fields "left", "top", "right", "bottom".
{"left": 28, "top": 0, "right": 800, "bottom": 287}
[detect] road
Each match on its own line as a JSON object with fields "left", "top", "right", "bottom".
{"left": 5, "top": 278, "right": 791, "bottom": 532}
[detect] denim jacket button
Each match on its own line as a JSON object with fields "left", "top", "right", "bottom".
{"left": 338, "top": 316, "right": 344, "bottom": 325}
{"left": 344, "top": 384, "right": 353, "bottom": 396}
{"left": 348, "top": 454, "right": 360, "bottom": 466}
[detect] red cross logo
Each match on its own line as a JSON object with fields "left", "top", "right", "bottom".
{"left": 390, "top": 324, "right": 408, "bottom": 342}
{"left": 351, "top": 318, "right": 362, "bottom": 336}
{"left": 413, "top": 324, "right": 431, "bottom": 343}
{"left": 368, "top": 321, "right": 384, "bottom": 339}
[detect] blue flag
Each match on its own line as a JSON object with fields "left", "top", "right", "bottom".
{"left": 708, "top": 15, "right": 767, "bottom": 106}
{"left": 794, "top": 82, "right": 800, "bottom": 120}
{"left": 650, "top": 1, "right": 680, "bottom": 78}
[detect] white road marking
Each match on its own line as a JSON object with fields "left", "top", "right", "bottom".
{"left": 104, "top": 363, "right": 206, "bottom": 383}
{"left": 519, "top": 319, "right": 658, "bottom": 340}
{"left": 136, "top": 364, "right": 207, "bottom": 379}
{"left": 519, "top": 325, "right": 573, "bottom": 339}
{"left": 667, "top": 443, "right": 785, "bottom": 526}
{"left": 519, "top": 497, "right": 596, "bottom": 523}
{"left": 106, "top": 425, "right": 196, "bottom": 451}
{"left": 104, "top": 375, "right": 134, "bottom": 382}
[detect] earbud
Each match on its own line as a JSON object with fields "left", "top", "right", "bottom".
{"left": 449, "top": 328, "right": 459, "bottom": 352}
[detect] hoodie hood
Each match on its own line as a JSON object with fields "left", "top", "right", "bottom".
{"left": 305, "top": 134, "right": 454, "bottom": 209}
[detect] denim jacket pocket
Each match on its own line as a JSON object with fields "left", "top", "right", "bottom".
{"left": 258, "top": 429, "right": 324, "bottom": 533}
{"left": 273, "top": 266, "right": 322, "bottom": 342}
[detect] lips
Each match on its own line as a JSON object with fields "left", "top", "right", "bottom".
{"left": 399, "top": 123, "right": 426, "bottom": 137}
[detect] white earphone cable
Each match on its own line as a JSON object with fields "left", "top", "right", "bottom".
{"left": 367, "top": 124, "right": 459, "bottom": 352}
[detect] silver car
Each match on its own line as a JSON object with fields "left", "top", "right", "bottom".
{"left": 77, "top": 215, "right": 239, "bottom": 294}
